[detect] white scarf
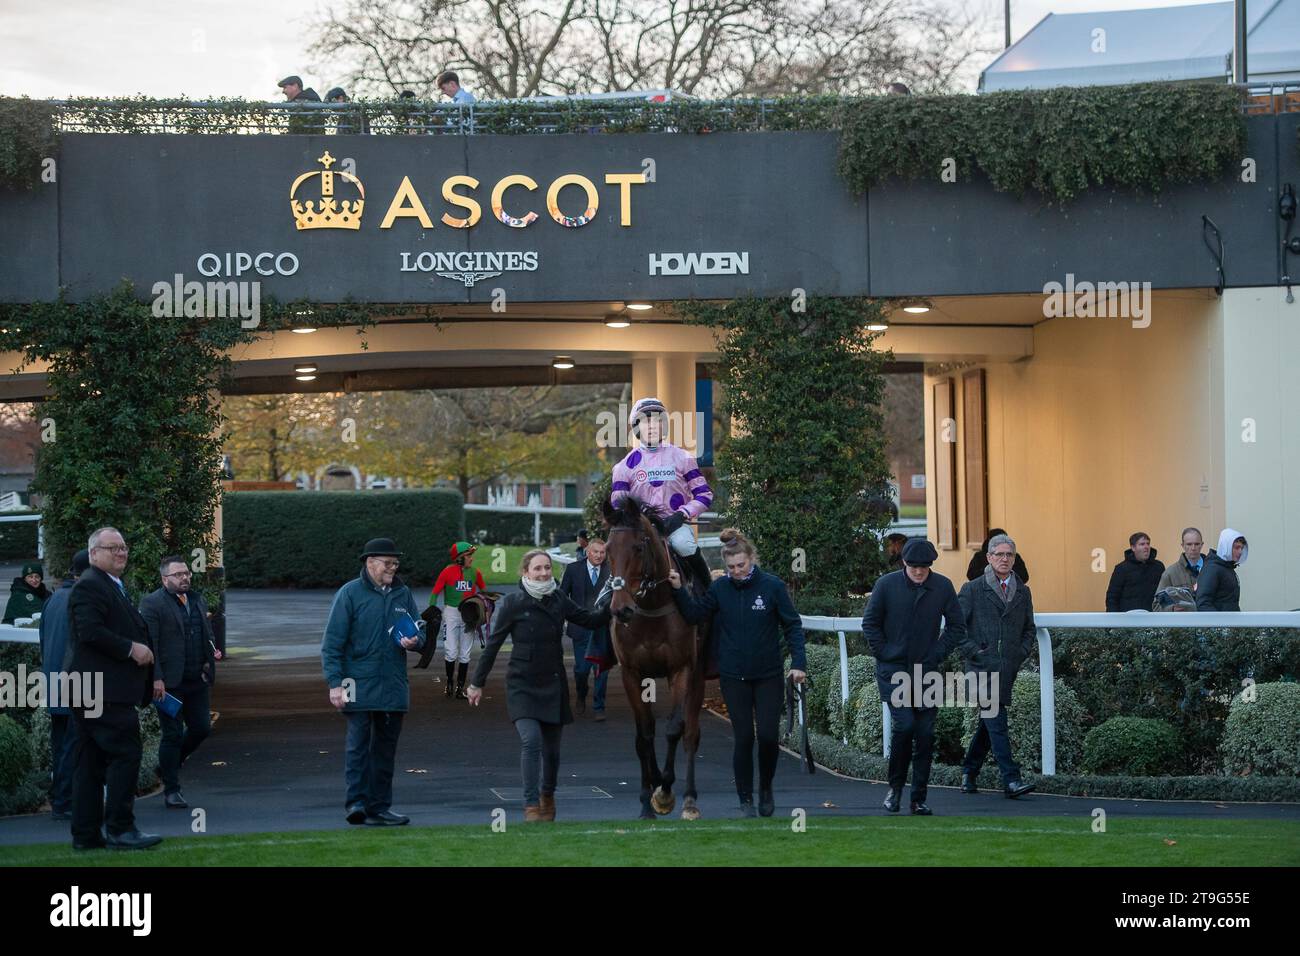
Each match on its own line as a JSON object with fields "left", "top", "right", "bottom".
{"left": 521, "top": 576, "right": 557, "bottom": 601}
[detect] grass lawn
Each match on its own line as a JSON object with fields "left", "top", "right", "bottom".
{"left": 900, "top": 505, "right": 926, "bottom": 519}
{"left": 4, "top": 816, "right": 1296, "bottom": 867}
{"left": 467, "top": 545, "right": 566, "bottom": 587}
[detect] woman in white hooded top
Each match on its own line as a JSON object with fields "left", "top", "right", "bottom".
{"left": 1195, "top": 528, "right": 1248, "bottom": 611}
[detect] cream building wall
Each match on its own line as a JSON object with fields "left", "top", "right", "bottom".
{"left": 923, "top": 289, "right": 1300, "bottom": 612}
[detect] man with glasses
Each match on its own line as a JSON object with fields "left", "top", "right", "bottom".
{"left": 322, "top": 538, "right": 426, "bottom": 826}
{"left": 956, "top": 533, "right": 1036, "bottom": 799}
{"left": 139, "top": 556, "right": 222, "bottom": 809}
{"left": 66, "top": 527, "right": 161, "bottom": 850}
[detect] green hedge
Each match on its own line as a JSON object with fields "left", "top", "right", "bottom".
{"left": 825, "top": 654, "right": 876, "bottom": 740}
{"left": 1221, "top": 682, "right": 1300, "bottom": 777}
{"left": 959, "top": 673, "right": 1087, "bottom": 774}
{"left": 223, "top": 490, "right": 464, "bottom": 588}
{"left": 0, "top": 715, "right": 31, "bottom": 793}
{"left": 1054, "top": 627, "right": 1300, "bottom": 774}
{"left": 0, "top": 511, "right": 39, "bottom": 561}
{"left": 3, "top": 87, "right": 1250, "bottom": 203}
{"left": 464, "top": 510, "right": 583, "bottom": 547}
{"left": 1083, "top": 716, "right": 1184, "bottom": 777}
{"left": 792, "top": 730, "right": 1300, "bottom": 803}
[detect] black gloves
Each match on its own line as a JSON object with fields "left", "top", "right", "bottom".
{"left": 663, "top": 511, "right": 686, "bottom": 535}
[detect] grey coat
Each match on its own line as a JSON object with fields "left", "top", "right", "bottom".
{"left": 956, "top": 568, "right": 1037, "bottom": 688}
{"left": 139, "top": 586, "right": 217, "bottom": 688}
{"left": 471, "top": 588, "right": 611, "bottom": 725}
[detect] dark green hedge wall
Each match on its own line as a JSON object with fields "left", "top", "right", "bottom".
{"left": 223, "top": 490, "right": 464, "bottom": 588}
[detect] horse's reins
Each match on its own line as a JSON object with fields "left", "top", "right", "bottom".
{"left": 606, "top": 526, "right": 678, "bottom": 618}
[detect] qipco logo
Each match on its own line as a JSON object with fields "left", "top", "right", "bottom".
{"left": 197, "top": 251, "right": 300, "bottom": 278}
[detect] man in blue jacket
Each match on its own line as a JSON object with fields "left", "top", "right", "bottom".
{"left": 862, "top": 538, "right": 966, "bottom": 815}
{"left": 322, "top": 538, "right": 426, "bottom": 826}
{"left": 38, "top": 549, "right": 90, "bottom": 820}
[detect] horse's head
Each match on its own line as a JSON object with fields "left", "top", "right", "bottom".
{"left": 601, "top": 496, "right": 669, "bottom": 620}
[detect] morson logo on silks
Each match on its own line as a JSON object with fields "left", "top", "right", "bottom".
{"left": 648, "top": 252, "right": 750, "bottom": 276}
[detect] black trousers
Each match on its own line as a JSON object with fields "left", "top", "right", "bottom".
{"left": 719, "top": 675, "right": 783, "bottom": 801}
{"left": 344, "top": 711, "right": 403, "bottom": 815}
{"left": 882, "top": 695, "right": 938, "bottom": 803}
{"left": 49, "top": 713, "right": 76, "bottom": 814}
{"left": 71, "top": 704, "right": 142, "bottom": 842}
{"left": 158, "top": 679, "right": 212, "bottom": 794}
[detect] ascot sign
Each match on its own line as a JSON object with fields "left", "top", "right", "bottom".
{"left": 290, "top": 151, "right": 649, "bottom": 232}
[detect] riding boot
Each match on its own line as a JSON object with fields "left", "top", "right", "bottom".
{"left": 455, "top": 662, "right": 469, "bottom": 699}
{"left": 686, "top": 549, "right": 712, "bottom": 595}
{"left": 444, "top": 660, "right": 455, "bottom": 697}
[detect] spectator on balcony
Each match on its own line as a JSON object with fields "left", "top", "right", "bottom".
{"left": 1158, "top": 527, "right": 1206, "bottom": 592}
{"left": 278, "top": 74, "right": 321, "bottom": 103}
{"left": 1195, "top": 529, "right": 1248, "bottom": 612}
{"left": 4, "top": 561, "right": 50, "bottom": 623}
{"left": 967, "top": 528, "right": 1030, "bottom": 584}
{"left": 278, "top": 75, "right": 323, "bottom": 134}
{"left": 325, "top": 86, "right": 368, "bottom": 135}
{"left": 1105, "top": 531, "right": 1165, "bottom": 612}
{"left": 437, "top": 70, "right": 476, "bottom": 105}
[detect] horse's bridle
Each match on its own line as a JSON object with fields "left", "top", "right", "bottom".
{"left": 606, "top": 526, "right": 677, "bottom": 618}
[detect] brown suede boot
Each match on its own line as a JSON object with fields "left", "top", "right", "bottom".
{"left": 524, "top": 805, "right": 543, "bottom": 822}
{"left": 539, "top": 792, "right": 556, "bottom": 821}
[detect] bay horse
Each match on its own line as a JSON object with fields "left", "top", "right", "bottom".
{"left": 600, "top": 496, "right": 706, "bottom": 821}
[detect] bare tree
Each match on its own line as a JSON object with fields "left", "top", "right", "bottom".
{"left": 307, "top": 0, "right": 995, "bottom": 99}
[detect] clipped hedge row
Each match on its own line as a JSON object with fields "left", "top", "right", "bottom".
{"left": 0, "top": 511, "right": 39, "bottom": 561}
{"left": 790, "top": 730, "right": 1300, "bottom": 803}
{"left": 1083, "top": 716, "right": 1184, "bottom": 777}
{"left": 0, "top": 705, "right": 162, "bottom": 816}
{"left": 1221, "top": 682, "right": 1300, "bottom": 777}
{"left": 464, "top": 510, "right": 583, "bottom": 548}
{"left": 223, "top": 490, "right": 464, "bottom": 588}
{"left": 1053, "top": 626, "right": 1300, "bottom": 774}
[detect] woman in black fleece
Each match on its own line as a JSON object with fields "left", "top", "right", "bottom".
{"left": 671, "top": 528, "right": 806, "bottom": 818}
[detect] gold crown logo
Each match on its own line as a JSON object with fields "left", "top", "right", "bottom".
{"left": 290, "top": 151, "right": 365, "bottom": 230}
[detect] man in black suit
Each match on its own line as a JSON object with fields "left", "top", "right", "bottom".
{"left": 67, "top": 527, "right": 162, "bottom": 850}
{"left": 139, "top": 555, "right": 222, "bottom": 810}
{"left": 559, "top": 537, "right": 611, "bottom": 720}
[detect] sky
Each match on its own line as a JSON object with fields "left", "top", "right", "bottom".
{"left": 0, "top": 0, "right": 1228, "bottom": 99}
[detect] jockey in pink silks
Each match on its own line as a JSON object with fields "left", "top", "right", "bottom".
{"left": 610, "top": 396, "right": 714, "bottom": 586}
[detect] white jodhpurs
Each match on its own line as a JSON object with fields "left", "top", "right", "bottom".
{"left": 668, "top": 523, "right": 698, "bottom": 556}
{"left": 442, "top": 606, "right": 474, "bottom": 664}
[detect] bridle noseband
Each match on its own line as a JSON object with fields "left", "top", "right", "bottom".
{"left": 606, "top": 525, "right": 676, "bottom": 618}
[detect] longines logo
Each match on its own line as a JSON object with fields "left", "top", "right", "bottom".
{"left": 399, "top": 250, "right": 540, "bottom": 288}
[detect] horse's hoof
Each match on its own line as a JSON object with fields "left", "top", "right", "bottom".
{"left": 651, "top": 786, "right": 675, "bottom": 815}
{"left": 681, "top": 802, "right": 701, "bottom": 821}
{"left": 638, "top": 809, "right": 656, "bottom": 821}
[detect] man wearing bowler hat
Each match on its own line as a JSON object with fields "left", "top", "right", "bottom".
{"left": 322, "top": 538, "right": 426, "bottom": 826}
{"left": 861, "top": 538, "right": 966, "bottom": 815}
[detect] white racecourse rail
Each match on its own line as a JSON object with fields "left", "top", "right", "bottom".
{"left": 800, "top": 611, "right": 1300, "bottom": 775}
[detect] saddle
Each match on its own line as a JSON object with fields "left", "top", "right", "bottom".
{"left": 459, "top": 592, "right": 498, "bottom": 632}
